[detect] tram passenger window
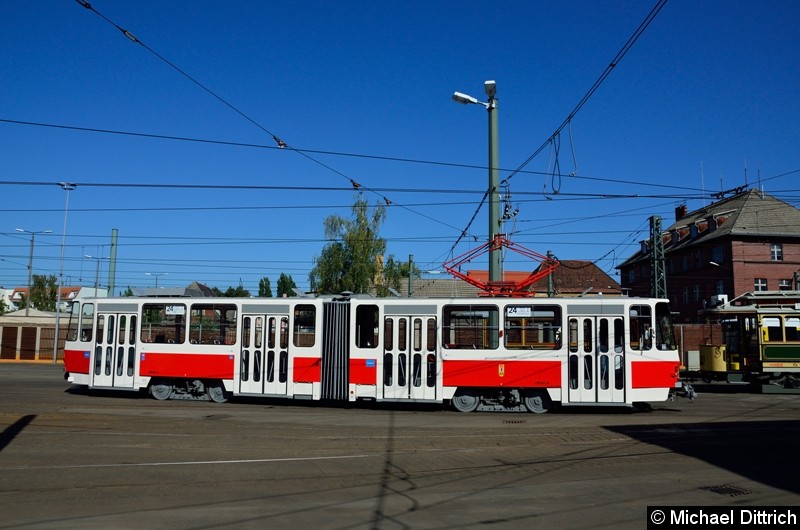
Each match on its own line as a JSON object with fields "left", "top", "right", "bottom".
{"left": 80, "top": 303, "right": 94, "bottom": 342}
{"left": 568, "top": 319, "right": 578, "bottom": 353}
{"left": 398, "top": 319, "right": 407, "bottom": 351}
{"left": 762, "top": 317, "right": 783, "bottom": 342}
{"left": 280, "top": 317, "right": 289, "bottom": 349}
{"left": 504, "top": 305, "right": 562, "bottom": 349}
{"left": 583, "top": 320, "right": 592, "bottom": 353}
{"left": 67, "top": 303, "right": 81, "bottom": 342}
{"left": 583, "top": 356, "right": 593, "bottom": 389}
{"left": 442, "top": 305, "right": 499, "bottom": 350}
{"left": 655, "top": 302, "right": 676, "bottom": 350}
{"left": 142, "top": 303, "right": 186, "bottom": 344}
{"left": 598, "top": 319, "right": 609, "bottom": 353}
{"left": 629, "top": 305, "right": 653, "bottom": 351}
{"left": 189, "top": 304, "right": 237, "bottom": 345}
{"left": 97, "top": 315, "right": 105, "bottom": 346}
{"left": 293, "top": 305, "right": 316, "bottom": 347}
{"left": 384, "top": 353, "right": 393, "bottom": 385}
{"left": 613, "top": 318, "right": 624, "bottom": 353}
{"left": 413, "top": 319, "right": 422, "bottom": 352}
{"left": 785, "top": 317, "right": 800, "bottom": 341}
{"left": 384, "top": 319, "right": 394, "bottom": 350}
{"left": 427, "top": 319, "right": 436, "bottom": 351}
{"left": 426, "top": 353, "right": 436, "bottom": 388}
{"left": 568, "top": 355, "right": 578, "bottom": 389}
{"left": 614, "top": 355, "right": 624, "bottom": 389}
{"left": 600, "top": 355, "right": 609, "bottom": 390}
{"left": 356, "top": 304, "right": 379, "bottom": 348}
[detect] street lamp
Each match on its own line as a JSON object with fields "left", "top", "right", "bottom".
{"left": 146, "top": 272, "right": 168, "bottom": 288}
{"left": 16, "top": 228, "right": 53, "bottom": 316}
{"left": 452, "top": 80, "right": 501, "bottom": 282}
{"left": 54, "top": 182, "right": 77, "bottom": 365}
{"left": 84, "top": 254, "right": 109, "bottom": 297}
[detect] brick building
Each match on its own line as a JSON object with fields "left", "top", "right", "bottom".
{"left": 618, "top": 189, "right": 800, "bottom": 323}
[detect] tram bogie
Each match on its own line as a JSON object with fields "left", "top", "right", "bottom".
{"left": 63, "top": 294, "right": 681, "bottom": 412}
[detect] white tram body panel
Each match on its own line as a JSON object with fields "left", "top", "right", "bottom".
{"left": 63, "top": 295, "right": 680, "bottom": 411}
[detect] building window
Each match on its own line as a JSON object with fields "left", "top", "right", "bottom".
{"left": 681, "top": 256, "right": 689, "bottom": 272}
{"left": 693, "top": 285, "right": 701, "bottom": 302}
{"left": 715, "top": 280, "right": 725, "bottom": 295}
{"left": 754, "top": 278, "right": 768, "bottom": 292}
{"left": 770, "top": 243, "right": 783, "bottom": 261}
{"left": 711, "top": 246, "right": 724, "bottom": 264}
{"left": 682, "top": 286, "right": 689, "bottom": 304}
{"left": 779, "top": 279, "right": 793, "bottom": 291}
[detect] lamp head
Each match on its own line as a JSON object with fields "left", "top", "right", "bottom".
{"left": 452, "top": 91, "right": 478, "bottom": 105}
{"left": 484, "top": 80, "right": 496, "bottom": 98}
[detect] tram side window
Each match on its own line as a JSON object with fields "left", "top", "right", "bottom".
{"left": 785, "top": 317, "right": 800, "bottom": 341}
{"left": 356, "top": 304, "right": 379, "bottom": 348}
{"left": 762, "top": 317, "right": 783, "bottom": 342}
{"left": 629, "top": 305, "right": 653, "bottom": 351}
{"left": 141, "top": 303, "right": 186, "bottom": 344}
{"left": 69, "top": 303, "right": 95, "bottom": 342}
{"left": 293, "top": 305, "right": 316, "bottom": 347}
{"left": 655, "top": 302, "right": 676, "bottom": 350}
{"left": 189, "top": 304, "right": 237, "bottom": 345}
{"left": 442, "top": 305, "right": 499, "bottom": 350}
{"left": 504, "top": 305, "right": 562, "bottom": 350}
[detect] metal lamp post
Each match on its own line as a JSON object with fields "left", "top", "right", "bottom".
{"left": 16, "top": 228, "right": 53, "bottom": 316}
{"left": 84, "top": 254, "right": 108, "bottom": 297}
{"left": 452, "top": 80, "right": 501, "bottom": 282}
{"left": 146, "top": 272, "right": 168, "bottom": 288}
{"left": 53, "top": 182, "right": 77, "bottom": 364}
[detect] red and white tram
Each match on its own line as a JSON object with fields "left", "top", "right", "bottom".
{"left": 63, "top": 294, "right": 680, "bottom": 412}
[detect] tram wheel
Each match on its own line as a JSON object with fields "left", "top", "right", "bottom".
{"left": 452, "top": 390, "right": 480, "bottom": 413}
{"left": 206, "top": 381, "right": 229, "bottom": 403}
{"left": 150, "top": 380, "right": 174, "bottom": 401}
{"left": 523, "top": 392, "right": 552, "bottom": 414}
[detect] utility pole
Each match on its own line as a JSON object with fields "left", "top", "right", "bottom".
{"left": 650, "top": 216, "right": 667, "bottom": 299}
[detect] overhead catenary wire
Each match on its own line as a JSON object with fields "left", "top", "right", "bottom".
{"left": 72, "top": 0, "right": 463, "bottom": 235}
{"left": 439, "top": 0, "right": 670, "bottom": 265}
{"left": 0, "top": 118, "right": 715, "bottom": 194}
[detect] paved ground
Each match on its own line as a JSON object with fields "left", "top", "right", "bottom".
{"left": 0, "top": 363, "right": 798, "bottom": 529}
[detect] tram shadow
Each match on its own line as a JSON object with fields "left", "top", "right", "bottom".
{"left": 606, "top": 419, "right": 800, "bottom": 494}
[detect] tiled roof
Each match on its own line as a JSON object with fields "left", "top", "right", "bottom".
{"left": 619, "top": 189, "right": 800, "bottom": 267}
{"left": 398, "top": 261, "right": 620, "bottom": 298}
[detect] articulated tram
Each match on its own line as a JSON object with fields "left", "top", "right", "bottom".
{"left": 63, "top": 294, "right": 680, "bottom": 412}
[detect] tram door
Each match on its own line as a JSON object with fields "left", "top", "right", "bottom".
{"left": 567, "top": 316, "right": 625, "bottom": 404}
{"left": 239, "top": 314, "right": 289, "bottom": 396}
{"left": 382, "top": 315, "right": 438, "bottom": 401}
{"left": 90, "top": 312, "right": 138, "bottom": 389}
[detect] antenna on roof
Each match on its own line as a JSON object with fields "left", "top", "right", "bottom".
{"left": 700, "top": 161, "right": 706, "bottom": 206}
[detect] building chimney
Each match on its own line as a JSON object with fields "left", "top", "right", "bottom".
{"left": 675, "top": 204, "right": 688, "bottom": 221}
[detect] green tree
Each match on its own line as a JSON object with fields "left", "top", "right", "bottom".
{"left": 211, "top": 286, "right": 224, "bottom": 297}
{"left": 309, "top": 193, "right": 387, "bottom": 294}
{"left": 120, "top": 286, "right": 134, "bottom": 297}
{"left": 0, "top": 298, "right": 7, "bottom": 315}
{"left": 377, "top": 255, "right": 420, "bottom": 297}
{"left": 258, "top": 277, "right": 273, "bottom": 297}
{"left": 223, "top": 284, "right": 251, "bottom": 297}
{"left": 277, "top": 273, "right": 297, "bottom": 297}
{"left": 30, "top": 274, "right": 58, "bottom": 311}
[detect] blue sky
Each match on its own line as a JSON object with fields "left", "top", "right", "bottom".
{"left": 1, "top": 1, "right": 798, "bottom": 294}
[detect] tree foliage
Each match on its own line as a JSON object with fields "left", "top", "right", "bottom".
{"left": 309, "top": 194, "right": 387, "bottom": 294}
{"left": 258, "top": 277, "right": 273, "bottom": 297}
{"left": 224, "top": 285, "right": 251, "bottom": 297}
{"left": 277, "top": 273, "right": 297, "bottom": 297}
{"left": 30, "top": 274, "right": 58, "bottom": 312}
{"left": 377, "top": 255, "right": 420, "bottom": 297}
